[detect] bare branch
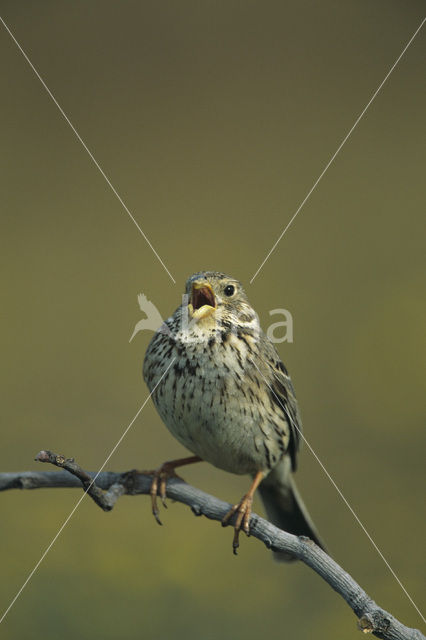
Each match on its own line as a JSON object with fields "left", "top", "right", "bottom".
{"left": 33, "top": 450, "right": 126, "bottom": 510}
{"left": 0, "top": 452, "right": 424, "bottom": 640}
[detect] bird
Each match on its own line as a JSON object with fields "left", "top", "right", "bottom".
{"left": 142, "top": 270, "right": 325, "bottom": 559}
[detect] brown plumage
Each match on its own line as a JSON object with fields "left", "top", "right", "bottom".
{"left": 143, "top": 271, "right": 325, "bottom": 558}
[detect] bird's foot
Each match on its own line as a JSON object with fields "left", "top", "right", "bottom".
{"left": 222, "top": 493, "right": 254, "bottom": 555}
{"left": 140, "top": 462, "right": 184, "bottom": 525}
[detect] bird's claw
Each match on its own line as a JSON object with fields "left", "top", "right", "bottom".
{"left": 222, "top": 493, "right": 254, "bottom": 555}
{"left": 141, "top": 463, "right": 183, "bottom": 525}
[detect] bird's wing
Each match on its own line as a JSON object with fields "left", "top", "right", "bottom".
{"left": 259, "top": 335, "right": 303, "bottom": 471}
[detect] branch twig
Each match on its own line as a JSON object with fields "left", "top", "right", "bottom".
{"left": 0, "top": 450, "right": 424, "bottom": 640}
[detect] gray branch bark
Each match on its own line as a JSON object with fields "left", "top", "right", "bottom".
{"left": 0, "top": 450, "right": 424, "bottom": 640}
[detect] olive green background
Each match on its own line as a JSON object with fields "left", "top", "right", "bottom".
{"left": 1, "top": 2, "right": 425, "bottom": 639}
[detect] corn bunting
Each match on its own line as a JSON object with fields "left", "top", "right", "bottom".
{"left": 143, "top": 271, "right": 325, "bottom": 558}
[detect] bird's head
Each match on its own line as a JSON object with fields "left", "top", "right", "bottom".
{"left": 184, "top": 271, "right": 256, "bottom": 329}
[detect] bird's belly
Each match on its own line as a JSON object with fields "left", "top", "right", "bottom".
{"left": 151, "top": 366, "right": 280, "bottom": 475}
{"left": 167, "top": 411, "right": 262, "bottom": 475}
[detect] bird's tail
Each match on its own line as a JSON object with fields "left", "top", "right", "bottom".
{"left": 257, "top": 459, "right": 326, "bottom": 562}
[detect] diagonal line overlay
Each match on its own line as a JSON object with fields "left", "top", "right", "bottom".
{"left": 251, "top": 359, "right": 425, "bottom": 624}
{"left": 0, "top": 358, "right": 175, "bottom": 626}
{"left": 1, "top": 7, "right": 424, "bottom": 629}
{"left": 249, "top": 17, "right": 426, "bottom": 284}
{"left": 0, "top": 16, "right": 176, "bottom": 284}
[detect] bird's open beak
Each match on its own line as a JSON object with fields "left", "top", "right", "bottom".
{"left": 188, "top": 282, "right": 216, "bottom": 320}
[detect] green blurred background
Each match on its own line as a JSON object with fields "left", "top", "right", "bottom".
{"left": 1, "top": 2, "right": 425, "bottom": 638}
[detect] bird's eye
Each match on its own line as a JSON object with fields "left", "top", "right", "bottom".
{"left": 224, "top": 285, "right": 235, "bottom": 297}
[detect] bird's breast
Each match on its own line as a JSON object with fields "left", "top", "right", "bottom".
{"left": 144, "top": 331, "right": 287, "bottom": 475}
